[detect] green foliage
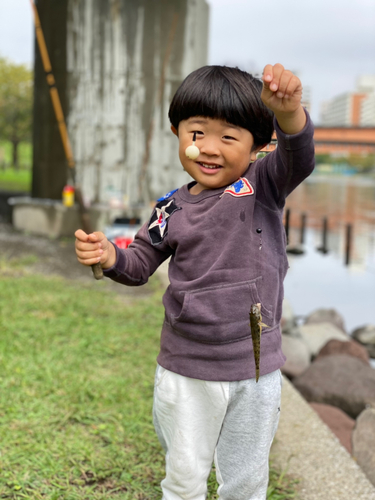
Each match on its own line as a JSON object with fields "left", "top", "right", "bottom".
{"left": 0, "top": 57, "right": 33, "bottom": 168}
{"left": 0, "top": 262, "right": 298, "bottom": 499}
{"left": 315, "top": 153, "right": 375, "bottom": 173}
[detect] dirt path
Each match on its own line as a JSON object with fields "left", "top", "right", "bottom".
{"left": 0, "top": 222, "right": 158, "bottom": 297}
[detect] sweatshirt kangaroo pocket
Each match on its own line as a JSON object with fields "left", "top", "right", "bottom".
{"left": 168, "top": 279, "right": 272, "bottom": 344}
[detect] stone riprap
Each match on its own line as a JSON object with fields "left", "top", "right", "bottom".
{"left": 281, "top": 334, "right": 310, "bottom": 378}
{"left": 352, "top": 324, "right": 375, "bottom": 358}
{"left": 352, "top": 408, "right": 375, "bottom": 487}
{"left": 305, "top": 307, "right": 347, "bottom": 332}
{"left": 314, "top": 338, "right": 370, "bottom": 365}
{"left": 293, "top": 354, "right": 375, "bottom": 418}
{"left": 310, "top": 402, "right": 355, "bottom": 453}
{"left": 298, "top": 322, "right": 349, "bottom": 357}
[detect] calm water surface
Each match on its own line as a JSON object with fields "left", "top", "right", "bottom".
{"left": 283, "top": 175, "right": 375, "bottom": 333}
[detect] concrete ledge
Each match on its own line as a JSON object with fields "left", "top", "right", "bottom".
{"left": 8, "top": 197, "right": 149, "bottom": 238}
{"left": 271, "top": 377, "right": 375, "bottom": 499}
{"left": 8, "top": 197, "right": 109, "bottom": 238}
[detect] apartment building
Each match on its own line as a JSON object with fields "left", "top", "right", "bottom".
{"left": 320, "top": 75, "right": 375, "bottom": 127}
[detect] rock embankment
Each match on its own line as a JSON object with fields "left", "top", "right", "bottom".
{"left": 281, "top": 302, "right": 375, "bottom": 486}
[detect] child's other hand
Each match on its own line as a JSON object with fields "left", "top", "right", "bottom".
{"left": 75, "top": 230, "right": 116, "bottom": 269}
{"left": 261, "top": 63, "right": 306, "bottom": 134}
{"left": 261, "top": 64, "right": 302, "bottom": 115}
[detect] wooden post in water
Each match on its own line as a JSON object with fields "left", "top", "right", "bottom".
{"left": 317, "top": 216, "right": 329, "bottom": 254}
{"left": 300, "top": 213, "right": 306, "bottom": 245}
{"left": 345, "top": 224, "right": 352, "bottom": 266}
{"left": 285, "top": 208, "right": 290, "bottom": 245}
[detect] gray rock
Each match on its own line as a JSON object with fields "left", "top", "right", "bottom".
{"left": 293, "top": 355, "right": 375, "bottom": 418}
{"left": 310, "top": 402, "right": 355, "bottom": 454}
{"left": 305, "top": 308, "right": 346, "bottom": 332}
{"left": 281, "top": 334, "right": 311, "bottom": 378}
{"left": 281, "top": 298, "right": 296, "bottom": 334}
{"left": 352, "top": 324, "right": 375, "bottom": 358}
{"left": 299, "top": 322, "right": 349, "bottom": 358}
{"left": 352, "top": 408, "right": 375, "bottom": 486}
{"left": 315, "top": 339, "right": 370, "bottom": 365}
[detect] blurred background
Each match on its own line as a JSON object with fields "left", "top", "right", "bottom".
{"left": 0, "top": 0, "right": 374, "bottom": 331}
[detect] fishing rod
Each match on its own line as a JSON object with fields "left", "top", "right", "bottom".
{"left": 29, "top": 0, "right": 103, "bottom": 280}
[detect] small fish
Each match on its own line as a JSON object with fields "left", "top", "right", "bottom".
{"left": 249, "top": 303, "right": 269, "bottom": 383}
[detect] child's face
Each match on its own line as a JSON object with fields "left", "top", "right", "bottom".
{"left": 172, "top": 117, "right": 262, "bottom": 195}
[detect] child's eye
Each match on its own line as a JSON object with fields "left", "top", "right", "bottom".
{"left": 192, "top": 130, "right": 204, "bottom": 135}
{"left": 223, "top": 135, "right": 236, "bottom": 140}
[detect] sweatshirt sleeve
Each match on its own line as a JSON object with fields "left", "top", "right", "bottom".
{"left": 255, "top": 108, "right": 315, "bottom": 209}
{"left": 102, "top": 220, "right": 173, "bottom": 286}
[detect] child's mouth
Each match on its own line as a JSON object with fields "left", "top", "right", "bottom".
{"left": 198, "top": 162, "right": 222, "bottom": 173}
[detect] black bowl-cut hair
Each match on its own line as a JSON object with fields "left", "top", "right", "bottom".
{"left": 168, "top": 65, "right": 274, "bottom": 151}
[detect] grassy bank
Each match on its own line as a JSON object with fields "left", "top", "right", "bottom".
{"left": 0, "top": 258, "right": 297, "bottom": 499}
{"left": 0, "top": 141, "right": 32, "bottom": 191}
{"left": 0, "top": 167, "right": 31, "bottom": 191}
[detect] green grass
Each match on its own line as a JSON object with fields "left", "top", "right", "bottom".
{"left": 0, "top": 141, "right": 32, "bottom": 191}
{"left": 0, "top": 167, "right": 31, "bottom": 191}
{"left": 0, "top": 258, "right": 298, "bottom": 499}
{"left": 0, "top": 141, "right": 32, "bottom": 169}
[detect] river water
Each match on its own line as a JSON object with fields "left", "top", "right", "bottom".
{"left": 283, "top": 174, "right": 375, "bottom": 334}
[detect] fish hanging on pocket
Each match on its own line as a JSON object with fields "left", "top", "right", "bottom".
{"left": 249, "top": 303, "right": 269, "bottom": 383}
{"left": 148, "top": 198, "right": 181, "bottom": 245}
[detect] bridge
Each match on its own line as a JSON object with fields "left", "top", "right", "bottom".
{"left": 262, "top": 126, "right": 375, "bottom": 156}
{"left": 313, "top": 126, "right": 375, "bottom": 155}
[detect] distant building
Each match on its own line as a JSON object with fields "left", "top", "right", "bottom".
{"left": 320, "top": 92, "right": 367, "bottom": 126}
{"left": 32, "top": 0, "right": 209, "bottom": 207}
{"left": 320, "top": 75, "right": 375, "bottom": 127}
{"left": 360, "top": 93, "right": 375, "bottom": 126}
{"left": 301, "top": 85, "right": 311, "bottom": 114}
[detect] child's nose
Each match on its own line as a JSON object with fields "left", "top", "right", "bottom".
{"left": 199, "top": 138, "right": 220, "bottom": 156}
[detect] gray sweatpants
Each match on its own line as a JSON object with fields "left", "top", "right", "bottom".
{"left": 153, "top": 365, "right": 282, "bottom": 500}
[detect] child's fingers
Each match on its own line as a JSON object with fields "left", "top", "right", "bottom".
{"left": 283, "top": 75, "right": 302, "bottom": 99}
{"left": 76, "top": 248, "right": 103, "bottom": 263}
{"left": 77, "top": 255, "right": 103, "bottom": 266}
{"left": 74, "top": 229, "right": 89, "bottom": 241}
{"left": 275, "top": 70, "right": 295, "bottom": 98}
{"left": 265, "top": 63, "right": 285, "bottom": 93}
{"left": 262, "top": 64, "right": 274, "bottom": 88}
{"left": 75, "top": 239, "right": 104, "bottom": 266}
{"left": 75, "top": 239, "right": 101, "bottom": 252}
{"left": 87, "top": 231, "right": 107, "bottom": 243}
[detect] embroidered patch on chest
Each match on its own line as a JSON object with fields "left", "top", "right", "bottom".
{"left": 148, "top": 198, "right": 181, "bottom": 245}
{"left": 223, "top": 178, "right": 254, "bottom": 197}
{"left": 157, "top": 188, "right": 178, "bottom": 202}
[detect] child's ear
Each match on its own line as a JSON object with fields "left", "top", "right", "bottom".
{"left": 171, "top": 125, "right": 178, "bottom": 137}
{"left": 250, "top": 144, "right": 267, "bottom": 161}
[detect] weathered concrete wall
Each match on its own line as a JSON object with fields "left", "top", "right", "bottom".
{"left": 32, "top": 0, "right": 208, "bottom": 205}
{"left": 66, "top": 0, "right": 209, "bottom": 206}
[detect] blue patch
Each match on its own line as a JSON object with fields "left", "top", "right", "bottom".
{"left": 157, "top": 188, "right": 178, "bottom": 202}
{"left": 233, "top": 179, "right": 244, "bottom": 193}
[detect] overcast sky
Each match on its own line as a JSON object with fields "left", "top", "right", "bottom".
{"left": 1, "top": 0, "right": 374, "bottom": 123}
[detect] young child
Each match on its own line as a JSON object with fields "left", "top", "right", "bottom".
{"left": 75, "top": 63, "right": 315, "bottom": 500}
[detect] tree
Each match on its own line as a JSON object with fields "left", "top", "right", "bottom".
{"left": 0, "top": 57, "right": 33, "bottom": 169}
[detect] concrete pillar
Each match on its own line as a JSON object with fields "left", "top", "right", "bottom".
{"left": 32, "top": 0, "right": 209, "bottom": 206}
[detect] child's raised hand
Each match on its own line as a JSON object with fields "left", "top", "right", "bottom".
{"left": 261, "top": 64, "right": 302, "bottom": 115}
{"left": 261, "top": 63, "right": 306, "bottom": 134}
{"left": 75, "top": 230, "right": 116, "bottom": 269}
